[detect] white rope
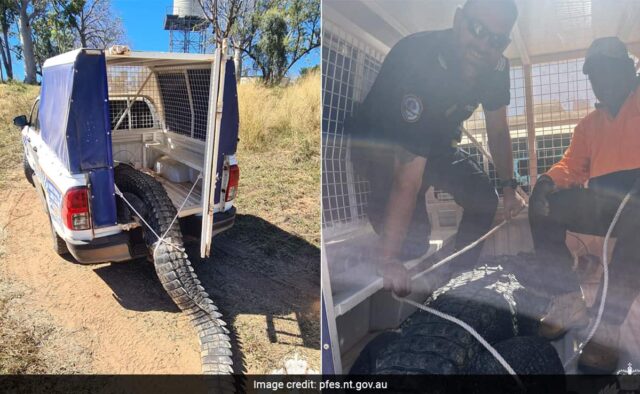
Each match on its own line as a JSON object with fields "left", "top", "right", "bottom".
{"left": 563, "top": 188, "right": 634, "bottom": 368}
{"left": 415, "top": 123, "right": 526, "bottom": 285}
{"left": 153, "top": 173, "right": 203, "bottom": 257}
{"left": 114, "top": 186, "right": 182, "bottom": 250}
{"left": 385, "top": 132, "right": 521, "bottom": 382}
{"left": 114, "top": 171, "right": 224, "bottom": 323}
{"left": 113, "top": 172, "right": 203, "bottom": 254}
{"left": 397, "top": 188, "right": 633, "bottom": 375}
{"left": 392, "top": 294, "right": 525, "bottom": 390}
{"left": 436, "top": 126, "right": 637, "bottom": 373}
{"left": 386, "top": 128, "right": 535, "bottom": 382}
{"left": 410, "top": 220, "right": 508, "bottom": 282}
{"left": 391, "top": 219, "right": 522, "bottom": 387}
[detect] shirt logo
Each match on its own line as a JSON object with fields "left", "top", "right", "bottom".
{"left": 401, "top": 94, "right": 423, "bottom": 123}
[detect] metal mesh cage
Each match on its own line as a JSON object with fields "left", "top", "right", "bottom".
{"left": 322, "top": 23, "right": 383, "bottom": 231}
{"left": 108, "top": 99, "right": 156, "bottom": 130}
{"left": 106, "top": 64, "right": 213, "bottom": 141}
{"left": 321, "top": 22, "right": 633, "bottom": 236}
{"left": 157, "top": 72, "right": 193, "bottom": 136}
{"left": 187, "top": 69, "right": 212, "bottom": 141}
{"left": 532, "top": 58, "right": 596, "bottom": 174}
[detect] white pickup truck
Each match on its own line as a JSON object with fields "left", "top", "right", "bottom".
{"left": 14, "top": 47, "right": 239, "bottom": 377}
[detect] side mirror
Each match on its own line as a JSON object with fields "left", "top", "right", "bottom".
{"left": 13, "top": 115, "right": 28, "bottom": 128}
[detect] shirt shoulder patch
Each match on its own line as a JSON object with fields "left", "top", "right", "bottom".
{"left": 401, "top": 94, "right": 424, "bottom": 123}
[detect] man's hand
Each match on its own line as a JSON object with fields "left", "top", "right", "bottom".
{"left": 530, "top": 175, "right": 556, "bottom": 217}
{"left": 502, "top": 187, "right": 526, "bottom": 219}
{"left": 485, "top": 107, "right": 524, "bottom": 220}
{"left": 380, "top": 259, "right": 411, "bottom": 297}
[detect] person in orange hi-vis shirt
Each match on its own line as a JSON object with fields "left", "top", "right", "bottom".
{"left": 528, "top": 37, "right": 640, "bottom": 373}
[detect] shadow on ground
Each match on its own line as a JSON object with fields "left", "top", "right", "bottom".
{"left": 92, "top": 214, "right": 320, "bottom": 373}
{"left": 93, "top": 260, "right": 179, "bottom": 313}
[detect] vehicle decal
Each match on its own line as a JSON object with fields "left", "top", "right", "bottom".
{"left": 45, "top": 178, "right": 62, "bottom": 227}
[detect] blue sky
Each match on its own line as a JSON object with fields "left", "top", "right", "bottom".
{"left": 10, "top": 0, "right": 319, "bottom": 80}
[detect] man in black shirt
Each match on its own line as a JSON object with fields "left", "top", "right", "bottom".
{"left": 349, "top": 0, "right": 525, "bottom": 296}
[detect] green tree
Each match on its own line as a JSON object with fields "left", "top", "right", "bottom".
{"left": 31, "top": 0, "right": 75, "bottom": 75}
{"left": 254, "top": 8, "right": 286, "bottom": 83}
{"left": 237, "top": 0, "right": 319, "bottom": 84}
{"left": 29, "top": 0, "right": 125, "bottom": 75}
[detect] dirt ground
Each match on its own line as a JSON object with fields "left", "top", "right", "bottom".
{"left": 0, "top": 169, "right": 320, "bottom": 374}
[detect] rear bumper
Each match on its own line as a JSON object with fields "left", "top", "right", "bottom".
{"left": 66, "top": 231, "right": 140, "bottom": 264}
{"left": 67, "top": 207, "right": 236, "bottom": 264}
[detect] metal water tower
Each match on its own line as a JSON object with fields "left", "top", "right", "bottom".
{"left": 164, "top": 0, "right": 210, "bottom": 53}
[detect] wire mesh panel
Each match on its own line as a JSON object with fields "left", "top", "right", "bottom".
{"left": 531, "top": 58, "right": 596, "bottom": 175}
{"left": 107, "top": 64, "right": 213, "bottom": 141}
{"left": 322, "top": 22, "right": 384, "bottom": 232}
{"left": 459, "top": 58, "right": 598, "bottom": 191}
{"left": 508, "top": 67, "right": 530, "bottom": 189}
{"left": 107, "top": 66, "right": 162, "bottom": 131}
{"left": 108, "top": 99, "right": 156, "bottom": 130}
{"left": 157, "top": 72, "right": 193, "bottom": 137}
{"left": 187, "top": 69, "right": 212, "bottom": 141}
{"left": 453, "top": 65, "right": 529, "bottom": 197}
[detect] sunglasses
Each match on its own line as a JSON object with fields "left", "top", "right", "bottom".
{"left": 461, "top": 11, "right": 511, "bottom": 51}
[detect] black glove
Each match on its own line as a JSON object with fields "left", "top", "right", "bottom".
{"left": 530, "top": 175, "right": 555, "bottom": 217}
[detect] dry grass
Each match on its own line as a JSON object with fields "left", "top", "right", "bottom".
{"left": 235, "top": 72, "right": 320, "bottom": 246}
{"left": 237, "top": 71, "right": 320, "bottom": 161}
{"left": 0, "top": 83, "right": 39, "bottom": 189}
{"left": 230, "top": 72, "right": 320, "bottom": 371}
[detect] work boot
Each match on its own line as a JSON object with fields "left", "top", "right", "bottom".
{"left": 578, "top": 321, "right": 621, "bottom": 374}
{"left": 538, "top": 291, "right": 589, "bottom": 339}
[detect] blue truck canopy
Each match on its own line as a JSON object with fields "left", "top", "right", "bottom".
{"left": 40, "top": 49, "right": 113, "bottom": 174}
{"left": 40, "top": 49, "right": 116, "bottom": 228}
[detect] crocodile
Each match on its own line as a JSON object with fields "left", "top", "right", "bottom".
{"left": 115, "top": 164, "right": 236, "bottom": 391}
{"left": 351, "top": 254, "right": 566, "bottom": 391}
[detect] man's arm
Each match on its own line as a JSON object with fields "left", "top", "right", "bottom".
{"left": 378, "top": 150, "right": 427, "bottom": 297}
{"left": 530, "top": 124, "right": 590, "bottom": 217}
{"left": 545, "top": 123, "right": 590, "bottom": 189}
{"left": 380, "top": 152, "right": 427, "bottom": 262}
{"left": 485, "top": 106, "right": 525, "bottom": 218}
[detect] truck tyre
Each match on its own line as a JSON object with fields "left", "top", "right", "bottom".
{"left": 114, "top": 164, "right": 234, "bottom": 380}
{"left": 49, "top": 215, "right": 70, "bottom": 256}
{"left": 23, "top": 152, "right": 34, "bottom": 187}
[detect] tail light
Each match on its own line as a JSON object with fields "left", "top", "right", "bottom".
{"left": 225, "top": 165, "right": 239, "bottom": 202}
{"left": 62, "top": 187, "right": 92, "bottom": 230}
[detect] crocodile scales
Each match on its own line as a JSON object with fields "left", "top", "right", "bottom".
{"left": 115, "top": 164, "right": 235, "bottom": 391}
{"left": 351, "top": 254, "right": 566, "bottom": 391}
